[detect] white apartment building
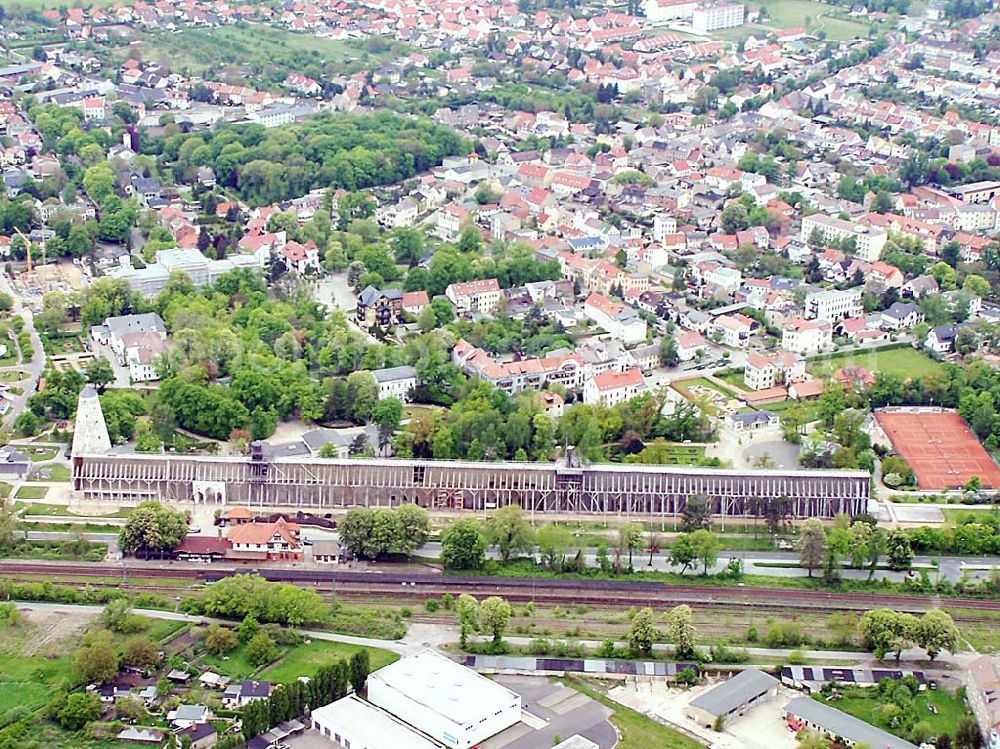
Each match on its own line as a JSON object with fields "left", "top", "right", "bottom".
{"left": 653, "top": 214, "right": 678, "bottom": 242}
{"left": 804, "top": 288, "right": 863, "bottom": 321}
{"left": 583, "top": 367, "right": 646, "bottom": 407}
{"left": 642, "top": 0, "right": 698, "bottom": 21}
{"left": 372, "top": 366, "right": 419, "bottom": 402}
{"left": 445, "top": 278, "right": 503, "bottom": 316}
{"left": 711, "top": 313, "right": 756, "bottom": 348}
{"left": 781, "top": 317, "right": 833, "bottom": 355}
{"left": 744, "top": 351, "right": 805, "bottom": 390}
{"left": 692, "top": 2, "right": 745, "bottom": 33}
{"left": 801, "top": 214, "right": 887, "bottom": 262}
{"left": 583, "top": 292, "right": 648, "bottom": 345}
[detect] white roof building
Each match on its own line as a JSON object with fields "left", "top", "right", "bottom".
{"left": 367, "top": 649, "right": 521, "bottom": 749}
{"left": 311, "top": 694, "right": 442, "bottom": 749}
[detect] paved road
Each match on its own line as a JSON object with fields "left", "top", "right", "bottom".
{"left": 0, "top": 273, "right": 46, "bottom": 430}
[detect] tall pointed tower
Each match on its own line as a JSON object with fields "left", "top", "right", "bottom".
{"left": 71, "top": 384, "right": 112, "bottom": 457}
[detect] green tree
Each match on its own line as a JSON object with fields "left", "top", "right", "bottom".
{"left": 669, "top": 534, "right": 698, "bottom": 575}
{"left": 798, "top": 519, "right": 826, "bottom": 578}
{"left": 479, "top": 596, "right": 512, "bottom": 649}
{"left": 956, "top": 717, "right": 981, "bottom": 749}
{"left": 485, "top": 506, "right": 534, "bottom": 563}
{"left": 58, "top": 692, "right": 101, "bottom": 730}
{"left": 350, "top": 650, "right": 370, "bottom": 692}
{"left": 535, "top": 524, "right": 572, "bottom": 570}
{"left": 203, "top": 624, "right": 238, "bottom": 655}
{"left": 245, "top": 632, "right": 278, "bottom": 667}
{"left": 627, "top": 607, "right": 657, "bottom": 657}
{"left": 389, "top": 505, "right": 428, "bottom": 559}
{"left": 87, "top": 357, "right": 116, "bottom": 392}
{"left": 456, "top": 594, "right": 479, "bottom": 649}
{"left": 345, "top": 371, "right": 378, "bottom": 423}
{"left": 74, "top": 630, "right": 119, "bottom": 685}
{"left": 118, "top": 501, "right": 188, "bottom": 555}
{"left": 886, "top": 528, "right": 914, "bottom": 571}
{"left": 914, "top": 609, "right": 959, "bottom": 660}
{"left": 122, "top": 637, "right": 159, "bottom": 668}
{"left": 720, "top": 203, "right": 750, "bottom": 233}
{"left": 688, "top": 529, "right": 719, "bottom": 575}
{"left": 659, "top": 336, "right": 679, "bottom": 367}
{"left": 441, "top": 518, "right": 486, "bottom": 569}
{"left": 666, "top": 604, "right": 697, "bottom": 659}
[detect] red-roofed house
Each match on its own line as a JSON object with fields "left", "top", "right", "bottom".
{"left": 401, "top": 290, "right": 430, "bottom": 315}
{"left": 226, "top": 518, "right": 302, "bottom": 561}
{"left": 445, "top": 278, "right": 503, "bottom": 316}
{"left": 583, "top": 367, "right": 645, "bottom": 407}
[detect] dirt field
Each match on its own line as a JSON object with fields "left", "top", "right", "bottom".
{"left": 12, "top": 606, "right": 98, "bottom": 657}
{"left": 609, "top": 678, "right": 800, "bottom": 749}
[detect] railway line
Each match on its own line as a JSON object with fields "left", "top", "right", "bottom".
{"left": 2, "top": 560, "right": 999, "bottom": 622}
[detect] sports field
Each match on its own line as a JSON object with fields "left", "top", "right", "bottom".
{"left": 875, "top": 409, "right": 1000, "bottom": 490}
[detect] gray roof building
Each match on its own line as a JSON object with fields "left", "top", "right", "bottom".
{"left": 785, "top": 697, "right": 917, "bottom": 749}
{"left": 372, "top": 365, "right": 418, "bottom": 384}
{"left": 688, "top": 668, "right": 779, "bottom": 721}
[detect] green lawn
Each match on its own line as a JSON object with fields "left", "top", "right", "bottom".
{"left": 0, "top": 371, "right": 28, "bottom": 383}
{"left": 28, "top": 464, "right": 71, "bottom": 482}
{"left": 261, "top": 641, "right": 397, "bottom": 683}
{"left": 624, "top": 444, "right": 707, "bottom": 466}
{"left": 807, "top": 347, "right": 942, "bottom": 381}
{"left": 941, "top": 507, "right": 997, "bottom": 524}
{"left": 819, "top": 686, "right": 972, "bottom": 740}
{"left": 0, "top": 651, "right": 73, "bottom": 716}
{"left": 14, "top": 486, "right": 48, "bottom": 500}
{"left": 562, "top": 677, "right": 704, "bottom": 749}
{"left": 748, "top": 0, "right": 876, "bottom": 39}
{"left": 716, "top": 370, "right": 747, "bottom": 390}
{"left": 25, "top": 446, "right": 59, "bottom": 462}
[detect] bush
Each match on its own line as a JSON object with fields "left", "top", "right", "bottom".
{"left": 528, "top": 638, "right": 551, "bottom": 655}
{"left": 425, "top": 599, "right": 439, "bottom": 613}
{"left": 245, "top": 632, "right": 278, "bottom": 667}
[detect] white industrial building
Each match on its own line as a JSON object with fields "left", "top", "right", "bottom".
{"left": 311, "top": 694, "right": 442, "bottom": 749}
{"left": 311, "top": 650, "right": 522, "bottom": 749}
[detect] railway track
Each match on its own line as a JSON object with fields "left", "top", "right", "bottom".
{"left": 3, "top": 560, "right": 999, "bottom": 620}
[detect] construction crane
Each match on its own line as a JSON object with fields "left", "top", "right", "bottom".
{"left": 12, "top": 227, "right": 45, "bottom": 274}
{"left": 12, "top": 227, "right": 32, "bottom": 274}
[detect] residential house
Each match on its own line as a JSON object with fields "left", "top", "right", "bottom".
{"left": 805, "top": 288, "right": 863, "bottom": 321}
{"left": 223, "top": 680, "right": 272, "bottom": 709}
{"left": 781, "top": 317, "right": 832, "bottom": 355}
{"left": 401, "top": 290, "right": 430, "bottom": 316}
{"left": 711, "top": 313, "right": 757, "bottom": 348}
{"left": 582, "top": 367, "right": 645, "bottom": 407}
{"left": 91, "top": 312, "right": 169, "bottom": 383}
{"left": 372, "top": 366, "right": 418, "bottom": 402}
{"left": 728, "top": 410, "right": 779, "bottom": 432}
{"left": 175, "top": 723, "right": 218, "bottom": 749}
{"left": 168, "top": 705, "right": 211, "bottom": 729}
{"left": 925, "top": 325, "right": 958, "bottom": 355}
{"left": 880, "top": 302, "right": 923, "bottom": 331}
{"left": 965, "top": 656, "right": 1000, "bottom": 749}
{"left": 675, "top": 331, "right": 708, "bottom": 362}
{"left": 226, "top": 519, "right": 302, "bottom": 561}
{"left": 583, "top": 292, "right": 647, "bottom": 345}
{"left": 446, "top": 278, "right": 503, "bottom": 316}
{"left": 356, "top": 286, "right": 403, "bottom": 329}
{"left": 744, "top": 351, "right": 805, "bottom": 390}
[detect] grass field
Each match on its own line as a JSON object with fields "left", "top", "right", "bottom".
{"left": 819, "top": 685, "right": 972, "bottom": 739}
{"left": 807, "top": 346, "right": 942, "bottom": 381}
{"left": 25, "top": 446, "right": 59, "bottom": 462}
{"left": 0, "top": 371, "right": 28, "bottom": 383}
{"left": 941, "top": 507, "right": 998, "bottom": 524}
{"left": 27, "top": 464, "right": 71, "bottom": 482}
{"left": 748, "top": 0, "right": 876, "bottom": 39}
{"left": 14, "top": 486, "right": 48, "bottom": 500}
{"left": 262, "top": 640, "right": 397, "bottom": 683}
{"left": 716, "top": 370, "right": 747, "bottom": 390}
{"left": 562, "top": 677, "right": 704, "bottom": 749}
{"left": 138, "top": 24, "right": 407, "bottom": 78}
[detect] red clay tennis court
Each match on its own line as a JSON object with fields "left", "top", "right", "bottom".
{"left": 875, "top": 409, "right": 1000, "bottom": 490}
